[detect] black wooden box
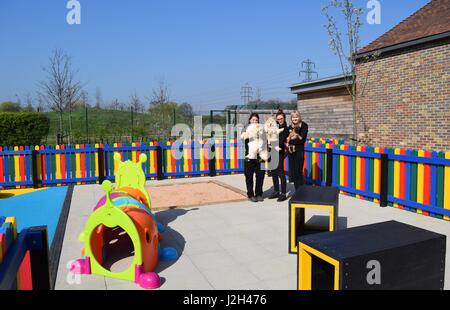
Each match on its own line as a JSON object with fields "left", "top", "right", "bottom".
{"left": 297, "top": 221, "right": 446, "bottom": 290}
{"left": 289, "top": 186, "right": 339, "bottom": 254}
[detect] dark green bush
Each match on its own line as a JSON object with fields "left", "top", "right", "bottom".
{"left": 0, "top": 113, "right": 50, "bottom": 147}
{"left": 0, "top": 101, "right": 21, "bottom": 112}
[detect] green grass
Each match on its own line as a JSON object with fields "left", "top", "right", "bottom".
{"left": 44, "top": 107, "right": 225, "bottom": 145}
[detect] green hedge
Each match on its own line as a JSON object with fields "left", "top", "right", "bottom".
{"left": 0, "top": 113, "right": 50, "bottom": 147}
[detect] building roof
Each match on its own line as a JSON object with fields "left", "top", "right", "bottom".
{"left": 358, "top": 0, "right": 450, "bottom": 54}
{"left": 290, "top": 74, "right": 352, "bottom": 94}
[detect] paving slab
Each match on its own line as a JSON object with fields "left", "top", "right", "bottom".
{"left": 55, "top": 174, "right": 450, "bottom": 290}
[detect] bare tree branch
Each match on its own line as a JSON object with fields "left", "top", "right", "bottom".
{"left": 37, "top": 49, "right": 84, "bottom": 142}
{"left": 130, "top": 92, "right": 143, "bottom": 112}
{"left": 148, "top": 79, "right": 170, "bottom": 108}
{"left": 357, "top": 51, "right": 380, "bottom": 99}
{"left": 322, "top": 0, "right": 378, "bottom": 144}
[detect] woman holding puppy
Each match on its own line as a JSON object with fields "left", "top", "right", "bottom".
{"left": 287, "top": 111, "right": 308, "bottom": 191}
{"left": 242, "top": 113, "right": 265, "bottom": 203}
{"left": 268, "top": 109, "right": 289, "bottom": 202}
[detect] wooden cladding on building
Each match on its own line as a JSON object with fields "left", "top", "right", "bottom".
{"left": 297, "top": 87, "right": 354, "bottom": 140}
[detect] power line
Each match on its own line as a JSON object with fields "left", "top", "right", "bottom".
{"left": 299, "top": 59, "right": 318, "bottom": 82}
{"left": 240, "top": 83, "right": 253, "bottom": 105}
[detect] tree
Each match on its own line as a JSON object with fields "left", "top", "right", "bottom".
{"left": 23, "top": 103, "right": 34, "bottom": 112}
{"left": 23, "top": 92, "right": 34, "bottom": 112}
{"left": 36, "top": 96, "right": 45, "bottom": 112}
{"left": 322, "top": 0, "right": 379, "bottom": 144}
{"left": 0, "top": 101, "right": 21, "bottom": 112}
{"left": 130, "top": 92, "right": 143, "bottom": 112}
{"left": 149, "top": 101, "right": 178, "bottom": 139}
{"left": 38, "top": 49, "right": 83, "bottom": 143}
{"left": 110, "top": 98, "right": 120, "bottom": 110}
{"left": 179, "top": 102, "right": 194, "bottom": 118}
{"left": 149, "top": 79, "right": 170, "bottom": 108}
{"left": 81, "top": 90, "right": 89, "bottom": 107}
{"left": 252, "top": 88, "right": 263, "bottom": 106}
{"left": 95, "top": 87, "right": 102, "bottom": 109}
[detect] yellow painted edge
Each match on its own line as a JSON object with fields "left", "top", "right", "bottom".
{"left": 165, "top": 142, "right": 170, "bottom": 173}
{"left": 183, "top": 141, "right": 189, "bottom": 172}
{"left": 55, "top": 145, "right": 61, "bottom": 180}
{"left": 14, "top": 146, "right": 20, "bottom": 182}
{"left": 373, "top": 147, "right": 380, "bottom": 203}
{"left": 290, "top": 204, "right": 335, "bottom": 253}
{"left": 290, "top": 205, "right": 297, "bottom": 252}
{"left": 94, "top": 144, "right": 99, "bottom": 177}
{"left": 339, "top": 145, "right": 344, "bottom": 187}
{"left": 298, "top": 244, "right": 312, "bottom": 290}
{"left": 298, "top": 243, "right": 340, "bottom": 290}
{"left": 444, "top": 152, "right": 450, "bottom": 221}
{"left": 150, "top": 142, "right": 156, "bottom": 174}
{"left": 417, "top": 150, "right": 425, "bottom": 204}
{"left": 200, "top": 145, "right": 205, "bottom": 171}
{"left": 291, "top": 203, "right": 336, "bottom": 210}
{"left": 356, "top": 146, "right": 361, "bottom": 198}
{"left": 393, "top": 148, "right": 400, "bottom": 208}
{"left": 75, "top": 144, "right": 81, "bottom": 179}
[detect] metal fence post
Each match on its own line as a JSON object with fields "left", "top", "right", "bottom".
{"left": 326, "top": 148, "right": 333, "bottom": 187}
{"left": 98, "top": 148, "right": 105, "bottom": 183}
{"left": 26, "top": 226, "right": 51, "bottom": 290}
{"left": 209, "top": 142, "right": 216, "bottom": 177}
{"left": 380, "top": 153, "right": 389, "bottom": 207}
{"left": 31, "top": 150, "right": 39, "bottom": 189}
{"left": 156, "top": 145, "right": 164, "bottom": 180}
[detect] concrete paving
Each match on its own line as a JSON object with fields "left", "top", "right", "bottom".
{"left": 55, "top": 174, "right": 450, "bottom": 290}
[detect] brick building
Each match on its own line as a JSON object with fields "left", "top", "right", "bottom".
{"left": 291, "top": 0, "right": 449, "bottom": 151}
{"left": 355, "top": 0, "right": 450, "bottom": 151}
{"left": 290, "top": 75, "right": 354, "bottom": 140}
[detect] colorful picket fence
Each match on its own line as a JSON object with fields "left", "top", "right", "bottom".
{"left": 0, "top": 216, "right": 33, "bottom": 290}
{"left": 331, "top": 145, "right": 383, "bottom": 202}
{"left": 385, "top": 148, "right": 450, "bottom": 221}
{"left": 308, "top": 138, "right": 345, "bottom": 145}
{"left": 1, "top": 140, "right": 449, "bottom": 220}
{"left": 303, "top": 143, "right": 332, "bottom": 187}
{"left": 335, "top": 146, "right": 450, "bottom": 220}
{"left": 0, "top": 140, "right": 245, "bottom": 188}
{"left": 0, "top": 146, "right": 34, "bottom": 188}
{"left": 215, "top": 139, "right": 243, "bottom": 174}
{"left": 104, "top": 142, "right": 159, "bottom": 180}
{"left": 36, "top": 144, "right": 99, "bottom": 185}
{"left": 162, "top": 139, "right": 243, "bottom": 177}
{"left": 301, "top": 144, "right": 450, "bottom": 221}
{"left": 163, "top": 140, "right": 210, "bottom": 178}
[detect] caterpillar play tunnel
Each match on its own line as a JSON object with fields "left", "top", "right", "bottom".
{"left": 70, "top": 153, "right": 177, "bottom": 289}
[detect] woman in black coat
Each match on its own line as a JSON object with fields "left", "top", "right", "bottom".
{"left": 243, "top": 113, "right": 265, "bottom": 203}
{"left": 287, "top": 111, "right": 308, "bottom": 191}
{"left": 268, "top": 109, "right": 289, "bottom": 202}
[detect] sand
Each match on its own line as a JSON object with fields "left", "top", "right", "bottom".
{"left": 146, "top": 181, "right": 246, "bottom": 210}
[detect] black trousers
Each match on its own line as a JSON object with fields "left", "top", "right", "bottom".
{"left": 244, "top": 159, "right": 265, "bottom": 198}
{"left": 271, "top": 152, "right": 287, "bottom": 194}
{"left": 288, "top": 151, "right": 305, "bottom": 190}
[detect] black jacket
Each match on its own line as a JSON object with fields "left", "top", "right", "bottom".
{"left": 288, "top": 122, "right": 308, "bottom": 152}
{"left": 277, "top": 123, "right": 289, "bottom": 154}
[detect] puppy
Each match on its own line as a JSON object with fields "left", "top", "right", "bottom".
{"left": 264, "top": 117, "right": 285, "bottom": 152}
{"left": 241, "top": 123, "right": 264, "bottom": 160}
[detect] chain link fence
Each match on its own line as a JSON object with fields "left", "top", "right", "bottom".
{"left": 43, "top": 107, "right": 227, "bottom": 145}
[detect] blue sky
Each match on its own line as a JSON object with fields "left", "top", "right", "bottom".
{"left": 0, "top": 0, "right": 430, "bottom": 112}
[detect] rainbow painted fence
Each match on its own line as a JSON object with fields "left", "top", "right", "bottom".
{"left": 0, "top": 217, "right": 51, "bottom": 290}
{"left": 0, "top": 140, "right": 449, "bottom": 220}
{"left": 0, "top": 140, "right": 244, "bottom": 188}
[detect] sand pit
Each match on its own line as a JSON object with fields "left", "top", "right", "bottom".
{"left": 146, "top": 181, "right": 247, "bottom": 210}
